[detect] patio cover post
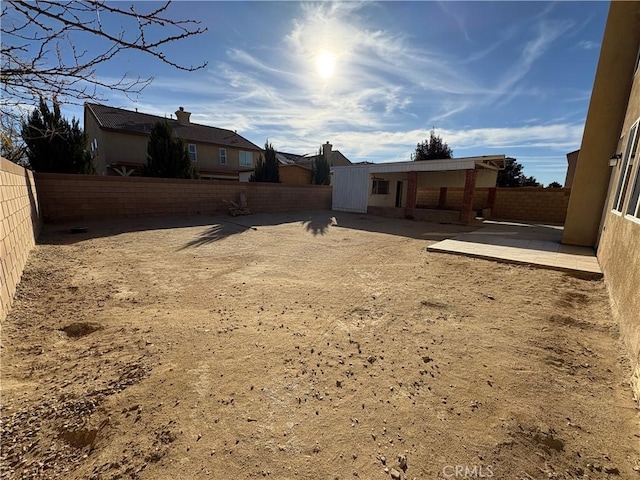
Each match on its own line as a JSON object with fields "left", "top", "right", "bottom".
{"left": 460, "top": 169, "right": 478, "bottom": 224}
{"left": 405, "top": 171, "right": 418, "bottom": 218}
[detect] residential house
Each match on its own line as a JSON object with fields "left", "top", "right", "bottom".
{"left": 562, "top": 1, "right": 640, "bottom": 399}
{"left": 84, "top": 103, "right": 262, "bottom": 180}
{"left": 239, "top": 141, "right": 352, "bottom": 184}
{"left": 564, "top": 149, "right": 579, "bottom": 188}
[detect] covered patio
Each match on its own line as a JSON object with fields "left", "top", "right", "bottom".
{"left": 332, "top": 155, "right": 507, "bottom": 224}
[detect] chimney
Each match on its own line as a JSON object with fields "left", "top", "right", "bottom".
{"left": 322, "top": 141, "right": 332, "bottom": 163}
{"left": 175, "top": 106, "right": 191, "bottom": 125}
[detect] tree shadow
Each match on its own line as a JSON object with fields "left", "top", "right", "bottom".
{"left": 300, "top": 214, "right": 335, "bottom": 236}
{"left": 178, "top": 220, "right": 255, "bottom": 249}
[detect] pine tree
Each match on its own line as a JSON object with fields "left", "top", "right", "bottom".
{"left": 143, "top": 120, "right": 196, "bottom": 178}
{"left": 496, "top": 158, "right": 540, "bottom": 187}
{"left": 249, "top": 141, "right": 280, "bottom": 182}
{"left": 21, "top": 98, "right": 94, "bottom": 173}
{"left": 311, "top": 147, "right": 331, "bottom": 185}
{"left": 413, "top": 129, "right": 453, "bottom": 161}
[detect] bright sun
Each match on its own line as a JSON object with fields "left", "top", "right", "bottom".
{"left": 316, "top": 51, "right": 335, "bottom": 79}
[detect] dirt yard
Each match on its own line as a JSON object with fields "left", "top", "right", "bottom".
{"left": 1, "top": 211, "right": 638, "bottom": 479}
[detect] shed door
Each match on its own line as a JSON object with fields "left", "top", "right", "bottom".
{"left": 332, "top": 168, "right": 369, "bottom": 213}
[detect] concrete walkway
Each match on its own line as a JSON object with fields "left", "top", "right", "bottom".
{"left": 426, "top": 220, "right": 602, "bottom": 276}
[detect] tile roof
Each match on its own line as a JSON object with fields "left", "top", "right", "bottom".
{"left": 275, "top": 149, "right": 352, "bottom": 170}
{"left": 276, "top": 152, "right": 308, "bottom": 166}
{"left": 85, "top": 103, "right": 262, "bottom": 151}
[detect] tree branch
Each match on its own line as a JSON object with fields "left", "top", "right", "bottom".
{"left": 1, "top": 0, "right": 208, "bottom": 119}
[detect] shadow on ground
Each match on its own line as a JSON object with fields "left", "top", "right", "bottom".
{"left": 37, "top": 210, "right": 479, "bottom": 247}
{"left": 445, "top": 220, "right": 595, "bottom": 257}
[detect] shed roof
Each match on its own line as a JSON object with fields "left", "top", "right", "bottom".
{"left": 331, "top": 155, "right": 506, "bottom": 173}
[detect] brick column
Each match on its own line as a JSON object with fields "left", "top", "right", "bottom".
{"left": 460, "top": 169, "right": 478, "bottom": 224}
{"left": 438, "top": 187, "right": 447, "bottom": 209}
{"left": 405, "top": 171, "right": 418, "bottom": 218}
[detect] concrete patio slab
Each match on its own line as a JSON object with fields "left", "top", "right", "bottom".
{"left": 427, "top": 220, "right": 602, "bottom": 276}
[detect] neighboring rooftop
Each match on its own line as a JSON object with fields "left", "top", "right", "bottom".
{"left": 276, "top": 142, "right": 352, "bottom": 169}
{"left": 85, "top": 103, "right": 262, "bottom": 151}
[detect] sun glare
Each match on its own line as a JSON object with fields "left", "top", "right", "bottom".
{"left": 316, "top": 51, "right": 335, "bottom": 79}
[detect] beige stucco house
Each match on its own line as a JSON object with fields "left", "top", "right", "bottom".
{"left": 562, "top": 1, "right": 640, "bottom": 399}
{"left": 564, "top": 149, "right": 579, "bottom": 188}
{"left": 84, "top": 103, "right": 262, "bottom": 180}
{"left": 239, "top": 141, "right": 352, "bottom": 184}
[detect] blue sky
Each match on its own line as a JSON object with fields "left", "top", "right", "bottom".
{"left": 59, "top": 1, "right": 608, "bottom": 185}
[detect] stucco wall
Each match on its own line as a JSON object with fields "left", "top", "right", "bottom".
{"left": 597, "top": 33, "right": 640, "bottom": 400}
{"left": 0, "top": 157, "right": 41, "bottom": 322}
{"left": 563, "top": 2, "right": 640, "bottom": 246}
{"left": 368, "top": 173, "right": 408, "bottom": 208}
{"left": 564, "top": 150, "right": 579, "bottom": 188}
{"left": 598, "top": 213, "right": 640, "bottom": 400}
{"left": 86, "top": 123, "right": 259, "bottom": 176}
{"left": 280, "top": 165, "right": 312, "bottom": 185}
{"left": 34, "top": 173, "right": 331, "bottom": 222}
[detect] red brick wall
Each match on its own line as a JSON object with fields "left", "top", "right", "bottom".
{"left": 34, "top": 174, "right": 332, "bottom": 223}
{"left": 1, "top": 157, "right": 41, "bottom": 321}
{"left": 491, "top": 188, "right": 571, "bottom": 224}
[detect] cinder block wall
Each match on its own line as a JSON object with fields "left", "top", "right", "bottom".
{"left": 34, "top": 174, "right": 332, "bottom": 223}
{"left": 1, "top": 157, "right": 41, "bottom": 321}
{"left": 416, "top": 187, "right": 491, "bottom": 210}
{"left": 416, "top": 188, "right": 440, "bottom": 207}
{"left": 491, "top": 188, "right": 571, "bottom": 224}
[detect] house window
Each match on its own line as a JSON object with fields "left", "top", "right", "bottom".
{"left": 188, "top": 144, "right": 197, "bottom": 162}
{"left": 220, "top": 148, "right": 227, "bottom": 165}
{"left": 239, "top": 151, "right": 252, "bottom": 167}
{"left": 625, "top": 121, "right": 640, "bottom": 219}
{"left": 372, "top": 179, "right": 390, "bottom": 195}
{"left": 626, "top": 164, "right": 640, "bottom": 219}
{"left": 613, "top": 120, "right": 638, "bottom": 212}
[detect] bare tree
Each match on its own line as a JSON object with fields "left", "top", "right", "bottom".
{"left": 1, "top": 1, "right": 207, "bottom": 119}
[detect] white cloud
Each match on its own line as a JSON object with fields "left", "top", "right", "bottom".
{"left": 492, "top": 19, "right": 574, "bottom": 100}
{"left": 68, "top": 1, "right": 587, "bottom": 185}
{"left": 578, "top": 40, "right": 599, "bottom": 50}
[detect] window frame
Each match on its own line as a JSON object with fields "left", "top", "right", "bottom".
{"left": 625, "top": 120, "right": 640, "bottom": 221}
{"left": 188, "top": 144, "right": 197, "bottom": 163}
{"left": 612, "top": 120, "right": 638, "bottom": 213}
{"left": 239, "top": 151, "right": 252, "bottom": 167}
{"left": 220, "top": 148, "right": 227, "bottom": 165}
{"left": 371, "top": 179, "right": 390, "bottom": 195}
